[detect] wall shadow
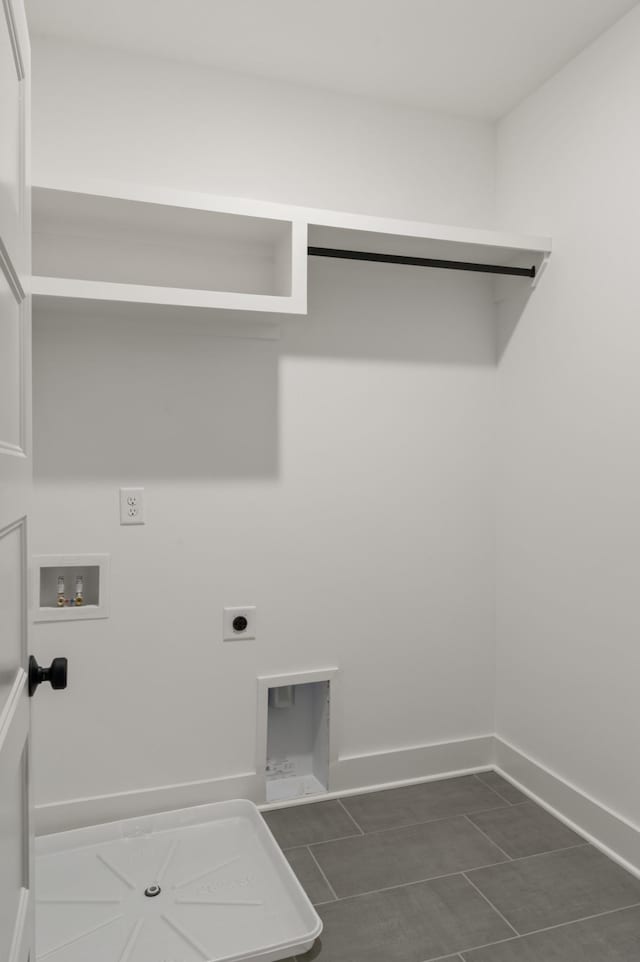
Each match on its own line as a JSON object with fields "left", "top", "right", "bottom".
{"left": 283, "top": 257, "right": 498, "bottom": 366}
{"left": 33, "top": 309, "right": 280, "bottom": 481}
{"left": 33, "top": 259, "right": 505, "bottom": 481}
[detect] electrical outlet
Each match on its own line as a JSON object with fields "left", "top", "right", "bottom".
{"left": 223, "top": 606, "right": 256, "bottom": 641}
{"left": 119, "top": 487, "right": 145, "bottom": 525}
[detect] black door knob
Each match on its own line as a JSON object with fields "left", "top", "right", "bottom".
{"left": 28, "top": 655, "right": 68, "bottom": 697}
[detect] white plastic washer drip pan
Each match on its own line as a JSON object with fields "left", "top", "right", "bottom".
{"left": 35, "top": 799, "right": 322, "bottom": 962}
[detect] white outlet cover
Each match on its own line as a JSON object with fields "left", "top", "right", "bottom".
{"left": 223, "top": 606, "right": 256, "bottom": 642}
{"left": 119, "top": 487, "right": 145, "bottom": 525}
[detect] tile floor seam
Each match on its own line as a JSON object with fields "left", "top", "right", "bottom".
{"left": 309, "top": 807, "right": 510, "bottom": 845}
{"left": 288, "top": 842, "right": 595, "bottom": 918}
{"left": 335, "top": 796, "right": 365, "bottom": 835}
{"left": 473, "top": 829, "right": 590, "bottom": 861}
{"left": 474, "top": 773, "right": 522, "bottom": 807}
{"left": 470, "top": 775, "right": 515, "bottom": 809}
{"left": 306, "top": 844, "right": 339, "bottom": 902}
{"left": 280, "top": 830, "right": 362, "bottom": 852}
{"left": 466, "top": 805, "right": 592, "bottom": 856}
{"left": 420, "top": 953, "right": 467, "bottom": 962}
{"left": 467, "top": 841, "right": 591, "bottom": 873}
{"left": 456, "top": 931, "right": 521, "bottom": 957}
{"left": 506, "top": 899, "right": 640, "bottom": 939}
{"left": 308, "top": 842, "right": 597, "bottom": 906}
{"left": 456, "top": 899, "right": 640, "bottom": 958}
{"left": 461, "top": 871, "right": 519, "bottom": 936}
{"left": 302, "top": 866, "right": 505, "bottom": 904}
{"left": 276, "top": 778, "right": 640, "bottom": 961}
{"left": 461, "top": 814, "right": 513, "bottom": 862}
{"left": 474, "top": 797, "right": 533, "bottom": 812}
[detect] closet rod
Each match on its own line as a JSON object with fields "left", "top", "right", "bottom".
{"left": 308, "top": 246, "right": 536, "bottom": 278}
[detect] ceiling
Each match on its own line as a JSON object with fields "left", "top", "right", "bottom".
{"left": 26, "top": 0, "right": 638, "bottom": 119}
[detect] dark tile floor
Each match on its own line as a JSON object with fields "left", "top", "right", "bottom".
{"left": 261, "top": 772, "right": 640, "bottom": 962}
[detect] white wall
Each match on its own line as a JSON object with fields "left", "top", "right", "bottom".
{"left": 496, "top": 6, "right": 640, "bottom": 829}
{"left": 30, "top": 38, "right": 498, "bottom": 818}
{"left": 31, "top": 36, "right": 496, "bottom": 227}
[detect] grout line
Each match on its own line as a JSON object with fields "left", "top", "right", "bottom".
{"left": 300, "top": 843, "right": 594, "bottom": 905}
{"left": 462, "top": 871, "right": 519, "bottom": 936}
{"left": 462, "top": 814, "right": 512, "bottom": 861}
{"left": 280, "top": 781, "right": 640, "bottom": 962}
{"left": 269, "top": 786, "right": 523, "bottom": 844}
{"left": 309, "top": 809, "right": 508, "bottom": 847}
{"left": 324, "top": 812, "right": 463, "bottom": 839}
{"left": 465, "top": 841, "right": 591, "bottom": 872}
{"left": 306, "top": 845, "right": 339, "bottom": 902}
{"left": 336, "top": 796, "right": 365, "bottom": 835}
{"left": 489, "top": 799, "right": 535, "bottom": 810}
{"left": 419, "top": 954, "right": 466, "bottom": 962}
{"left": 474, "top": 772, "right": 518, "bottom": 806}
{"left": 302, "top": 865, "right": 505, "bottom": 904}
{"left": 288, "top": 832, "right": 591, "bottom": 899}
{"left": 280, "top": 830, "right": 362, "bottom": 852}
{"left": 475, "top": 835, "right": 591, "bottom": 861}
{"left": 452, "top": 899, "right": 640, "bottom": 958}
{"left": 514, "top": 899, "right": 640, "bottom": 940}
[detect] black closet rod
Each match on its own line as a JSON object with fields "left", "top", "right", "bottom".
{"left": 308, "top": 246, "right": 536, "bottom": 278}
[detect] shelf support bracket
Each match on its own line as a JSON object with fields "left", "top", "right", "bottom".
{"left": 531, "top": 252, "right": 551, "bottom": 289}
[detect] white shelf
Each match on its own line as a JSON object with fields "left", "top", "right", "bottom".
{"left": 308, "top": 224, "right": 544, "bottom": 268}
{"left": 32, "top": 182, "right": 308, "bottom": 317}
{"left": 31, "top": 276, "right": 301, "bottom": 314}
{"left": 32, "top": 177, "right": 551, "bottom": 320}
{"left": 306, "top": 197, "right": 552, "bottom": 257}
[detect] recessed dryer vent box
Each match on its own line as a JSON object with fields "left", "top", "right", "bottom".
{"left": 257, "top": 668, "right": 339, "bottom": 804}
{"left": 33, "top": 553, "right": 110, "bottom": 622}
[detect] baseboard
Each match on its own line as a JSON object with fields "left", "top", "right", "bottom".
{"left": 35, "top": 733, "right": 494, "bottom": 835}
{"left": 39, "top": 732, "right": 639, "bottom": 879}
{"left": 260, "top": 734, "right": 495, "bottom": 811}
{"left": 35, "top": 771, "right": 262, "bottom": 836}
{"left": 495, "top": 736, "right": 640, "bottom": 878}
{"left": 330, "top": 734, "right": 494, "bottom": 794}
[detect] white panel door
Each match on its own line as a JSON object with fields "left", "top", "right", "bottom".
{"left": 0, "top": 2, "right": 32, "bottom": 961}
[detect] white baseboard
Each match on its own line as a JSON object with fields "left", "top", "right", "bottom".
{"left": 35, "top": 733, "right": 493, "bottom": 835}
{"left": 35, "top": 771, "right": 262, "bottom": 836}
{"left": 330, "top": 734, "right": 494, "bottom": 794}
{"left": 260, "top": 734, "right": 495, "bottom": 811}
{"left": 36, "top": 732, "right": 640, "bottom": 883}
{"left": 495, "top": 737, "right": 640, "bottom": 878}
